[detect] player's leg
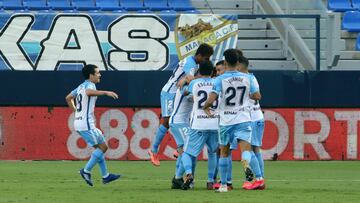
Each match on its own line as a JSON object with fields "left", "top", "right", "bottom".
{"left": 205, "top": 130, "right": 218, "bottom": 190}
{"left": 234, "top": 122, "right": 255, "bottom": 183}
{"left": 92, "top": 129, "right": 121, "bottom": 184}
{"left": 216, "top": 125, "right": 231, "bottom": 193}
{"left": 149, "top": 91, "right": 174, "bottom": 166}
{"left": 253, "top": 119, "right": 265, "bottom": 178}
{"left": 251, "top": 119, "right": 266, "bottom": 190}
{"left": 181, "top": 129, "right": 205, "bottom": 190}
{"left": 170, "top": 124, "right": 188, "bottom": 184}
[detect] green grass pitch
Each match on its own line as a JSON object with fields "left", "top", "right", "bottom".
{"left": 1, "top": 161, "right": 359, "bottom": 203}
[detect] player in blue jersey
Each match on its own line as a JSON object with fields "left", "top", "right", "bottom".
{"left": 149, "top": 43, "right": 214, "bottom": 166}
{"left": 237, "top": 54, "right": 266, "bottom": 190}
{"left": 65, "top": 64, "right": 121, "bottom": 186}
{"left": 169, "top": 85, "right": 193, "bottom": 189}
{"left": 204, "top": 49, "right": 261, "bottom": 192}
{"left": 180, "top": 60, "right": 219, "bottom": 190}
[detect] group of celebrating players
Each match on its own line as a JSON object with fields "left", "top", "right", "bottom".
{"left": 148, "top": 43, "right": 265, "bottom": 192}
{"left": 66, "top": 43, "right": 265, "bottom": 192}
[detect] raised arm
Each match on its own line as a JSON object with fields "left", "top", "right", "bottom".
{"left": 86, "top": 89, "right": 118, "bottom": 99}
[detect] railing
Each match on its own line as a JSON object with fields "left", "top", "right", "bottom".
{"left": 237, "top": 14, "right": 321, "bottom": 71}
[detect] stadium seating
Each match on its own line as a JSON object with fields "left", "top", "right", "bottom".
{"left": 342, "top": 11, "right": 360, "bottom": 32}
{"left": 168, "top": 0, "right": 194, "bottom": 11}
{"left": 120, "top": 0, "right": 146, "bottom": 11}
{"left": 96, "top": 0, "right": 121, "bottom": 11}
{"left": 144, "top": 0, "right": 169, "bottom": 11}
{"left": 356, "top": 34, "right": 360, "bottom": 51}
{"left": 353, "top": 0, "right": 360, "bottom": 9}
{"left": 2, "top": 0, "right": 24, "bottom": 10}
{"left": 24, "top": 0, "right": 49, "bottom": 10}
{"left": 328, "top": 0, "right": 355, "bottom": 12}
{"left": 48, "top": 0, "right": 73, "bottom": 10}
{"left": 72, "top": 0, "right": 98, "bottom": 11}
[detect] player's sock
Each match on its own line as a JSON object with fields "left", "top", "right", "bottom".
{"left": 226, "top": 153, "right": 232, "bottom": 184}
{"left": 97, "top": 151, "right": 109, "bottom": 178}
{"left": 175, "top": 153, "right": 185, "bottom": 179}
{"left": 241, "top": 150, "right": 252, "bottom": 164}
{"left": 213, "top": 154, "right": 219, "bottom": 181}
{"left": 192, "top": 155, "right": 197, "bottom": 177}
{"left": 255, "top": 151, "right": 265, "bottom": 177}
{"left": 207, "top": 152, "right": 216, "bottom": 183}
{"left": 84, "top": 148, "right": 103, "bottom": 173}
{"left": 218, "top": 157, "right": 229, "bottom": 186}
{"left": 250, "top": 151, "right": 262, "bottom": 178}
{"left": 182, "top": 152, "right": 193, "bottom": 175}
{"left": 151, "top": 124, "right": 168, "bottom": 153}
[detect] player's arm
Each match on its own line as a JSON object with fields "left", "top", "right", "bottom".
{"left": 65, "top": 93, "right": 76, "bottom": 112}
{"left": 250, "top": 91, "right": 261, "bottom": 101}
{"left": 203, "top": 92, "right": 218, "bottom": 116}
{"left": 249, "top": 74, "right": 261, "bottom": 101}
{"left": 86, "top": 89, "right": 118, "bottom": 99}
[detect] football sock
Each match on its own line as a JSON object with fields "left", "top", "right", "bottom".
{"left": 227, "top": 153, "right": 232, "bottom": 184}
{"left": 250, "top": 151, "right": 262, "bottom": 178}
{"left": 207, "top": 152, "right": 216, "bottom": 183}
{"left": 219, "top": 157, "right": 229, "bottom": 186}
{"left": 175, "top": 154, "right": 185, "bottom": 179}
{"left": 85, "top": 148, "right": 103, "bottom": 173}
{"left": 255, "top": 151, "right": 265, "bottom": 177}
{"left": 151, "top": 124, "right": 168, "bottom": 153}
{"left": 182, "top": 152, "right": 193, "bottom": 175}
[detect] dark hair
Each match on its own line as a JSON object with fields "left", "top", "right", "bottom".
{"left": 199, "top": 60, "right": 214, "bottom": 76}
{"left": 82, "top": 64, "right": 98, "bottom": 79}
{"left": 236, "top": 49, "right": 243, "bottom": 57}
{"left": 238, "top": 55, "right": 249, "bottom": 67}
{"left": 195, "top": 43, "right": 214, "bottom": 57}
{"left": 223, "top": 49, "right": 239, "bottom": 66}
{"left": 215, "top": 60, "right": 224, "bottom": 66}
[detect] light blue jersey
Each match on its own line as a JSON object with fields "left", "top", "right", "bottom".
{"left": 162, "top": 56, "right": 198, "bottom": 94}
{"left": 212, "top": 70, "right": 258, "bottom": 146}
{"left": 188, "top": 77, "right": 219, "bottom": 130}
{"left": 71, "top": 80, "right": 97, "bottom": 131}
{"left": 212, "top": 71, "right": 258, "bottom": 126}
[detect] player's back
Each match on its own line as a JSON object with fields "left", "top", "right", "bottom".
{"left": 72, "top": 80, "right": 97, "bottom": 131}
{"left": 162, "top": 56, "right": 197, "bottom": 94}
{"left": 189, "top": 77, "right": 219, "bottom": 130}
{"left": 214, "top": 71, "right": 257, "bottom": 126}
{"left": 169, "top": 87, "right": 193, "bottom": 124}
{"left": 248, "top": 74, "right": 263, "bottom": 121}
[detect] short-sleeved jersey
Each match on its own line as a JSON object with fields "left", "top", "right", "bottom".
{"left": 169, "top": 87, "right": 193, "bottom": 124}
{"left": 249, "top": 74, "right": 264, "bottom": 121}
{"left": 70, "top": 80, "right": 97, "bottom": 131}
{"left": 212, "top": 71, "right": 258, "bottom": 126}
{"left": 162, "top": 56, "right": 198, "bottom": 94}
{"left": 188, "top": 77, "right": 219, "bottom": 130}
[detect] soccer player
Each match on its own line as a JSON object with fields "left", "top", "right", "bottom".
{"left": 169, "top": 86, "right": 193, "bottom": 189}
{"left": 204, "top": 49, "right": 261, "bottom": 192}
{"left": 65, "top": 64, "right": 121, "bottom": 186}
{"left": 215, "top": 60, "right": 225, "bottom": 76}
{"left": 237, "top": 55, "right": 266, "bottom": 190}
{"left": 181, "top": 60, "right": 219, "bottom": 190}
{"left": 149, "top": 43, "right": 214, "bottom": 166}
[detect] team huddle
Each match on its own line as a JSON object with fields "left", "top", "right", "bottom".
{"left": 148, "top": 44, "right": 265, "bottom": 192}
{"left": 65, "top": 43, "right": 265, "bottom": 192}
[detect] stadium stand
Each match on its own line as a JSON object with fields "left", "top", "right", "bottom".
{"left": 96, "top": 0, "right": 121, "bottom": 11}
{"left": 342, "top": 11, "right": 360, "bottom": 32}
{"left": 47, "top": 0, "right": 73, "bottom": 11}
{"left": 0, "top": 0, "right": 358, "bottom": 70}
{"left": 144, "top": 0, "right": 169, "bottom": 11}
{"left": 24, "top": 0, "right": 49, "bottom": 10}
{"left": 72, "top": 0, "right": 98, "bottom": 11}
{"left": 327, "top": 0, "right": 355, "bottom": 12}
{"left": 2, "top": 0, "right": 24, "bottom": 10}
